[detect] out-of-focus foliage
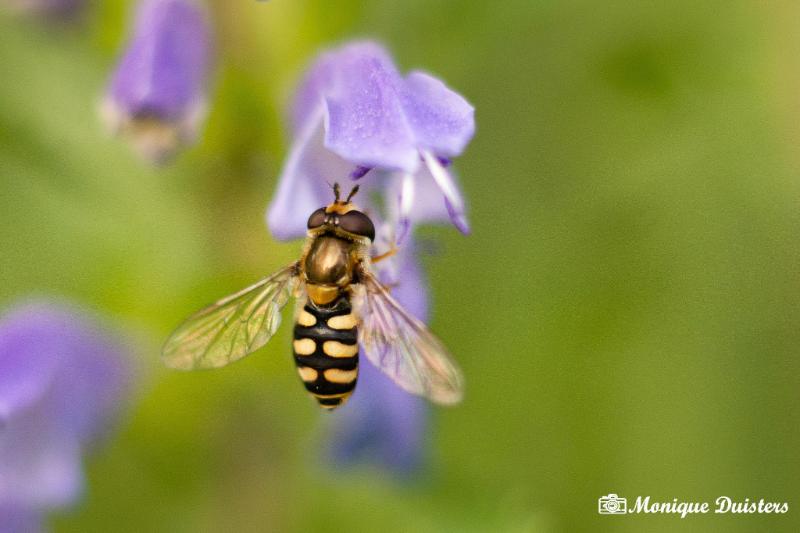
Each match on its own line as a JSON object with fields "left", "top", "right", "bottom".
{"left": 1, "top": 1, "right": 799, "bottom": 532}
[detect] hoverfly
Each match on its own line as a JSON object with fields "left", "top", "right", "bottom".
{"left": 162, "top": 184, "right": 464, "bottom": 409}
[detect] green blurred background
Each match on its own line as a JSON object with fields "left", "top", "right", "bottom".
{"left": 2, "top": 0, "right": 799, "bottom": 531}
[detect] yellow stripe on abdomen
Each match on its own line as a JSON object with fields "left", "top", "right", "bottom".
{"left": 327, "top": 313, "right": 357, "bottom": 330}
{"left": 322, "top": 340, "right": 358, "bottom": 358}
{"left": 293, "top": 338, "right": 316, "bottom": 355}
{"left": 324, "top": 368, "right": 358, "bottom": 384}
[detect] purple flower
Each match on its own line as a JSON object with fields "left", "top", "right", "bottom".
{"left": 0, "top": 300, "right": 129, "bottom": 529}
{"left": 0, "top": 505, "right": 41, "bottom": 533}
{"left": 4, "top": 0, "right": 85, "bottom": 19}
{"left": 267, "top": 41, "right": 474, "bottom": 242}
{"left": 101, "top": 0, "right": 212, "bottom": 164}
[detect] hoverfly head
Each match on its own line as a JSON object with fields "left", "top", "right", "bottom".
{"left": 305, "top": 182, "right": 374, "bottom": 240}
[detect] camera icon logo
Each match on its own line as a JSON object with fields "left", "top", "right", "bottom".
{"left": 598, "top": 494, "right": 628, "bottom": 515}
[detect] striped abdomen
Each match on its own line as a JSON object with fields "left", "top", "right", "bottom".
{"left": 293, "top": 295, "right": 358, "bottom": 410}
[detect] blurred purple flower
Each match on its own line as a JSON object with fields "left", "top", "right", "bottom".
{"left": 101, "top": 0, "right": 212, "bottom": 164}
{"left": 0, "top": 300, "right": 129, "bottom": 530}
{"left": 4, "top": 0, "right": 85, "bottom": 19}
{"left": 0, "top": 504, "right": 41, "bottom": 533}
{"left": 267, "top": 41, "right": 474, "bottom": 242}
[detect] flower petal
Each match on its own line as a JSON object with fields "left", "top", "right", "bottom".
{"left": 0, "top": 301, "right": 129, "bottom": 444}
{"left": 267, "top": 109, "right": 353, "bottom": 241}
{"left": 402, "top": 71, "right": 475, "bottom": 157}
{"left": 395, "top": 173, "right": 415, "bottom": 244}
{"left": 0, "top": 504, "right": 42, "bottom": 533}
{"left": 321, "top": 42, "right": 419, "bottom": 172}
{"left": 387, "top": 168, "right": 453, "bottom": 230}
{"left": 47, "top": 335, "right": 129, "bottom": 447}
{"left": 0, "top": 401, "right": 84, "bottom": 510}
{"left": 421, "top": 150, "right": 470, "bottom": 234}
{"left": 290, "top": 48, "right": 337, "bottom": 136}
{"left": 0, "top": 304, "right": 68, "bottom": 423}
{"left": 107, "top": 0, "right": 211, "bottom": 121}
{"left": 350, "top": 165, "right": 372, "bottom": 179}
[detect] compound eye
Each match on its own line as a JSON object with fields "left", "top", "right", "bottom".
{"left": 339, "top": 210, "right": 375, "bottom": 240}
{"left": 307, "top": 207, "right": 327, "bottom": 229}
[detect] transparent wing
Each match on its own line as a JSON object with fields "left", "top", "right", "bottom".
{"left": 354, "top": 268, "right": 464, "bottom": 405}
{"left": 162, "top": 263, "right": 299, "bottom": 370}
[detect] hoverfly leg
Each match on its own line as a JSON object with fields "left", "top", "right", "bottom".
{"left": 371, "top": 245, "right": 398, "bottom": 264}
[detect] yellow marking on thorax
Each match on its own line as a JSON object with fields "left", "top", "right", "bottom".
{"left": 297, "top": 309, "right": 316, "bottom": 327}
{"left": 306, "top": 284, "right": 339, "bottom": 306}
{"left": 325, "top": 202, "right": 357, "bottom": 215}
{"left": 293, "top": 338, "right": 316, "bottom": 355}
{"left": 297, "top": 366, "right": 318, "bottom": 382}
{"left": 327, "top": 314, "right": 357, "bottom": 330}
{"left": 322, "top": 340, "right": 358, "bottom": 358}
{"left": 324, "top": 368, "right": 358, "bottom": 384}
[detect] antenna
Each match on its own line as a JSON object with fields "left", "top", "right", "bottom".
{"left": 346, "top": 185, "right": 360, "bottom": 202}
